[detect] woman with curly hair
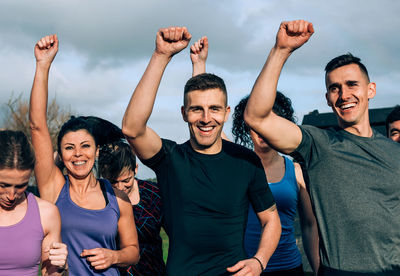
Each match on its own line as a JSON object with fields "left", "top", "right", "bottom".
{"left": 232, "top": 93, "right": 319, "bottom": 275}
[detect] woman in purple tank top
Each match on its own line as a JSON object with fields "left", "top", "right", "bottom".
{"left": 29, "top": 34, "right": 139, "bottom": 275}
{"left": 0, "top": 130, "right": 68, "bottom": 275}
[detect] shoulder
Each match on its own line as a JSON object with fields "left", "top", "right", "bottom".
{"left": 161, "top": 138, "right": 179, "bottom": 151}
{"left": 294, "top": 125, "right": 341, "bottom": 152}
{"left": 142, "top": 138, "right": 179, "bottom": 167}
{"left": 222, "top": 140, "right": 262, "bottom": 168}
{"left": 222, "top": 139, "right": 258, "bottom": 157}
{"left": 36, "top": 196, "right": 60, "bottom": 218}
{"left": 299, "top": 125, "right": 336, "bottom": 139}
{"left": 35, "top": 195, "right": 61, "bottom": 234}
{"left": 113, "top": 187, "right": 133, "bottom": 214}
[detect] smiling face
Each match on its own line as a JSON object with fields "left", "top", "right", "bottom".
{"left": 388, "top": 120, "right": 400, "bottom": 143}
{"left": 0, "top": 168, "right": 30, "bottom": 210}
{"left": 325, "top": 63, "right": 376, "bottom": 130}
{"left": 60, "top": 129, "right": 98, "bottom": 179}
{"left": 181, "top": 88, "right": 230, "bottom": 154}
{"left": 109, "top": 166, "right": 137, "bottom": 195}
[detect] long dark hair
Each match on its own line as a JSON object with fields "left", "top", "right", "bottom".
{"left": 57, "top": 115, "right": 124, "bottom": 154}
{"left": 56, "top": 116, "right": 125, "bottom": 173}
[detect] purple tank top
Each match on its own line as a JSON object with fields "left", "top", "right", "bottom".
{"left": 0, "top": 192, "right": 43, "bottom": 276}
{"left": 56, "top": 176, "right": 120, "bottom": 275}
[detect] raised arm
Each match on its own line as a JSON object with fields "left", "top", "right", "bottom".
{"left": 227, "top": 205, "right": 281, "bottom": 275}
{"left": 29, "top": 34, "right": 65, "bottom": 203}
{"left": 295, "top": 163, "right": 320, "bottom": 275}
{"left": 190, "top": 36, "right": 208, "bottom": 76}
{"left": 122, "top": 27, "right": 191, "bottom": 160}
{"left": 244, "top": 20, "right": 314, "bottom": 154}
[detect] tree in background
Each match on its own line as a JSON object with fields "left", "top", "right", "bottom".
{"left": 2, "top": 93, "right": 72, "bottom": 149}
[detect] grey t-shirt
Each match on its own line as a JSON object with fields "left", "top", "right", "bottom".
{"left": 291, "top": 125, "right": 400, "bottom": 273}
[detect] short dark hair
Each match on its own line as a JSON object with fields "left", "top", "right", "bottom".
{"left": 98, "top": 141, "right": 136, "bottom": 182}
{"left": 325, "top": 53, "right": 370, "bottom": 82}
{"left": 183, "top": 73, "right": 227, "bottom": 106}
{"left": 0, "top": 130, "right": 35, "bottom": 171}
{"left": 386, "top": 105, "right": 400, "bottom": 136}
{"left": 232, "top": 92, "right": 296, "bottom": 148}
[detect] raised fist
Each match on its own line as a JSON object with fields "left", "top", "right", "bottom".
{"left": 155, "top": 26, "right": 191, "bottom": 57}
{"left": 275, "top": 20, "right": 314, "bottom": 53}
{"left": 190, "top": 36, "right": 208, "bottom": 64}
{"left": 34, "top": 34, "right": 59, "bottom": 65}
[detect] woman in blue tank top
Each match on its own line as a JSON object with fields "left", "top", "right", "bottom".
{"left": 232, "top": 93, "right": 320, "bottom": 275}
{"left": 29, "top": 34, "right": 139, "bottom": 275}
{"left": 0, "top": 130, "right": 68, "bottom": 275}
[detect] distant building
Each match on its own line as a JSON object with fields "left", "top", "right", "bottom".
{"left": 301, "top": 107, "right": 396, "bottom": 136}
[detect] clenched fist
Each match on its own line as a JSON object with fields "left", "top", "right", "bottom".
{"left": 155, "top": 26, "right": 191, "bottom": 57}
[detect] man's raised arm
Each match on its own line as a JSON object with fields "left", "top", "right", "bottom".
{"left": 122, "top": 27, "right": 191, "bottom": 160}
{"left": 244, "top": 20, "right": 314, "bottom": 154}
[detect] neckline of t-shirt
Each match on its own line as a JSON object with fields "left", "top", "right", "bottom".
{"left": 337, "top": 127, "right": 378, "bottom": 141}
{"left": 185, "top": 140, "right": 225, "bottom": 160}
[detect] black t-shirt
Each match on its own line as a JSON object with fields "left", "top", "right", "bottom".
{"left": 143, "top": 139, "right": 275, "bottom": 276}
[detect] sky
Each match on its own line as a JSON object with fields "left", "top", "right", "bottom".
{"left": 0, "top": 0, "right": 399, "bottom": 178}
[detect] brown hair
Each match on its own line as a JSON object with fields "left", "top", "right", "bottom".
{"left": 0, "top": 130, "right": 35, "bottom": 170}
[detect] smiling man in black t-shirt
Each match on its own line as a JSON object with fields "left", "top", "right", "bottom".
{"left": 122, "top": 26, "right": 281, "bottom": 276}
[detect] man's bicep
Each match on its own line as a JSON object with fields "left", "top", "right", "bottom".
{"left": 253, "top": 112, "right": 302, "bottom": 155}
{"left": 256, "top": 204, "right": 279, "bottom": 227}
{"left": 126, "top": 126, "right": 162, "bottom": 161}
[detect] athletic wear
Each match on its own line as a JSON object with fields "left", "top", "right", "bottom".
{"left": 291, "top": 126, "right": 400, "bottom": 273}
{"left": 143, "top": 139, "right": 275, "bottom": 276}
{"left": 0, "top": 192, "right": 43, "bottom": 276}
{"left": 56, "top": 177, "right": 120, "bottom": 275}
{"left": 245, "top": 157, "right": 302, "bottom": 272}
{"left": 121, "top": 179, "right": 166, "bottom": 276}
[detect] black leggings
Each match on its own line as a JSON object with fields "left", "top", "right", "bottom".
{"left": 261, "top": 264, "right": 304, "bottom": 276}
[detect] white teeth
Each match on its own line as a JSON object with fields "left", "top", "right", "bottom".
{"left": 73, "top": 161, "right": 86, "bottom": 165}
{"left": 340, "top": 103, "right": 356, "bottom": 109}
{"left": 199, "top": 127, "right": 213, "bottom": 131}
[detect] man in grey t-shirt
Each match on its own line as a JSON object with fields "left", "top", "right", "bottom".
{"left": 244, "top": 19, "right": 400, "bottom": 275}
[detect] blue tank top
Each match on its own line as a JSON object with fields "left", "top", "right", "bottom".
{"left": 244, "top": 157, "right": 302, "bottom": 271}
{"left": 56, "top": 177, "right": 120, "bottom": 275}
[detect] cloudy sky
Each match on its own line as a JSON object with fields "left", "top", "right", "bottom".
{"left": 1, "top": 0, "right": 399, "bottom": 178}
